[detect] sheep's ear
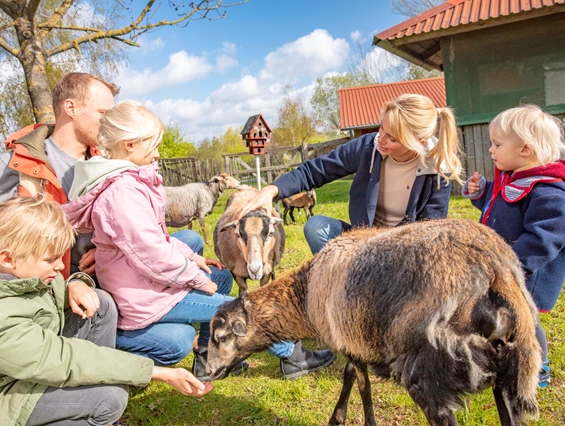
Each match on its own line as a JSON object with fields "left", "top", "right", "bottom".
{"left": 232, "top": 319, "right": 247, "bottom": 337}
{"left": 270, "top": 217, "right": 282, "bottom": 226}
{"left": 221, "top": 221, "right": 238, "bottom": 232}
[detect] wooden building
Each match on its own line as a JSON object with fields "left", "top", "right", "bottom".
{"left": 338, "top": 77, "right": 447, "bottom": 138}
{"left": 373, "top": 0, "right": 565, "bottom": 179}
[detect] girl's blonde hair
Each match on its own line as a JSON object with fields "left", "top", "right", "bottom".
{"left": 489, "top": 104, "right": 565, "bottom": 165}
{"left": 0, "top": 196, "right": 75, "bottom": 259}
{"left": 98, "top": 100, "right": 164, "bottom": 159}
{"left": 382, "top": 93, "right": 463, "bottom": 183}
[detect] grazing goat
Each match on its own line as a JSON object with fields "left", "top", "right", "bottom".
{"left": 206, "top": 219, "right": 541, "bottom": 426}
{"left": 213, "top": 188, "right": 285, "bottom": 295}
{"left": 164, "top": 173, "right": 240, "bottom": 244}
{"left": 281, "top": 189, "right": 316, "bottom": 225}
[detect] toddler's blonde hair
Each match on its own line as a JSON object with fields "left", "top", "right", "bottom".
{"left": 489, "top": 104, "right": 565, "bottom": 165}
{"left": 382, "top": 93, "right": 463, "bottom": 183}
{"left": 98, "top": 100, "right": 164, "bottom": 159}
{"left": 0, "top": 196, "right": 75, "bottom": 259}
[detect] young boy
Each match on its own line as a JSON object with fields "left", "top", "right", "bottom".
{"left": 463, "top": 104, "right": 565, "bottom": 388}
{"left": 0, "top": 196, "right": 212, "bottom": 426}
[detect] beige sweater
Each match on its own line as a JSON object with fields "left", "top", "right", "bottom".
{"left": 374, "top": 154, "right": 419, "bottom": 227}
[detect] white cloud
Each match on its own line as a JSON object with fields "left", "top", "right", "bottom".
{"left": 215, "top": 54, "right": 239, "bottom": 73}
{"left": 350, "top": 30, "right": 362, "bottom": 42}
{"left": 118, "top": 51, "right": 213, "bottom": 97}
{"left": 259, "top": 29, "right": 349, "bottom": 81}
{"left": 139, "top": 36, "right": 166, "bottom": 52}
{"left": 221, "top": 42, "right": 237, "bottom": 56}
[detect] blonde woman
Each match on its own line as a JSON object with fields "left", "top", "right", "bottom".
{"left": 242, "top": 94, "right": 463, "bottom": 253}
{"left": 64, "top": 101, "right": 334, "bottom": 381}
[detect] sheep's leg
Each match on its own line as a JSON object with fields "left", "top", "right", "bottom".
{"left": 259, "top": 273, "right": 272, "bottom": 287}
{"left": 187, "top": 219, "right": 193, "bottom": 230}
{"left": 493, "top": 386, "right": 518, "bottom": 426}
{"left": 354, "top": 362, "right": 376, "bottom": 426}
{"left": 283, "top": 206, "right": 290, "bottom": 226}
{"left": 329, "top": 361, "right": 357, "bottom": 425}
{"left": 289, "top": 207, "right": 297, "bottom": 224}
{"left": 234, "top": 275, "right": 248, "bottom": 296}
{"left": 198, "top": 216, "right": 210, "bottom": 245}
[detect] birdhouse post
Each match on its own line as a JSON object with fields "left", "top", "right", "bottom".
{"left": 240, "top": 114, "right": 272, "bottom": 190}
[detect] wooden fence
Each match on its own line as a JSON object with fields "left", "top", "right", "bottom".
{"left": 159, "top": 138, "right": 349, "bottom": 187}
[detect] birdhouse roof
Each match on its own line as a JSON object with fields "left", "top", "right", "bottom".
{"left": 241, "top": 114, "right": 272, "bottom": 136}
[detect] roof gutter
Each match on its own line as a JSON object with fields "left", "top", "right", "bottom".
{"left": 340, "top": 123, "right": 381, "bottom": 131}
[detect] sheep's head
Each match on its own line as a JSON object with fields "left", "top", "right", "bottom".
{"left": 206, "top": 297, "right": 268, "bottom": 380}
{"left": 210, "top": 173, "right": 240, "bottom": 189}
{"left": 221, "top": 210, "right": 282, "bottom": 280}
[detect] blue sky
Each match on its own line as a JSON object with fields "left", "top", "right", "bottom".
{"left": 116, "top": 0, "right": 409, "bottom": 142}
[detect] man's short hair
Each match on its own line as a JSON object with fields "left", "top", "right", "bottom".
{"left": 0, "top": 196, "right": 75, "bottom": 259}
{"left": 52, "top": 73, "right": 120, "bottom": 119}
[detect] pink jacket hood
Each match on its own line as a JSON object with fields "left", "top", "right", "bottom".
{"left": 64, "top": 159, "right": 209, "bottom": 330}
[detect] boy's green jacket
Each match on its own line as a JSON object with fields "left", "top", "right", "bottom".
{"left": 0, "top": 273, "right": 154, "bottom": 426}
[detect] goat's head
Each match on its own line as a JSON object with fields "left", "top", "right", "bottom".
{"left": 220, "top": 210, "right": 282, "bottom": 280}
{"left": 210, "top": 173, "right": 240, "bottom": 189}
{"left": 206, "top": 297, "right": 266, "bottom": 380}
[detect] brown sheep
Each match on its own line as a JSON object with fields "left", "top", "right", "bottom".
{"left": 213, "top": 188, "right": 285, "bottom": 295}
{"left": 206, "top": 219, "right": 541, "bottom": 426}
{"left": 281, "top": 189, "right": 316, "bottom": 225}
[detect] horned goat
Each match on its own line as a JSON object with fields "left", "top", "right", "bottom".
{"left": 164, "top": 173, "right": 240, "bottom": 244}
{"left": 207, "top": 219, "right": 541, "bottom": 426}
{"left": 213, "top": 188, "right": 285, "bottom": 295}
{"left": 281, "top": 189, "right": 316, "bottom": 225}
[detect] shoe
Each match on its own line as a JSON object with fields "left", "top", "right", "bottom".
{"left": 539, "top": 359, "right": 550, "bottom": 389}
{"left": 280, "top": 341, "right": 336, "bottom": 380}
{"left": 110, "top": 420, "right": 126, "bottom": 426}
{"left": 192, "top": 349, "right": 248, "bottom": 382}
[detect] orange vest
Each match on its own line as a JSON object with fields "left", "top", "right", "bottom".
{"left": 3, "top": 124, "right": 101, "bottom": 277}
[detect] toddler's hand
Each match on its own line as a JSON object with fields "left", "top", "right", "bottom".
{"left": 195, "top": 256, "right": 225, "bottom": 273}
{"left": 467, "top": 172, "right": 481, "bottom": 194}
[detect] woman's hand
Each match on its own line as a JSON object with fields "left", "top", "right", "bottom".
{"left": 467, "top": 172, "right": 481, "bottom": 194}
{"left": 151, "top": 366, "right": 213, "bottom": 397}
{"left": 237, "top": 185, "right": 279, "bottom": 220}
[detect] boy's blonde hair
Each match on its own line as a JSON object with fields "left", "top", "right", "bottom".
{"left": 98, "top": 100, "right": 164, "bottom": 159}
{"left": 382, "top": 93, "right": 463, "bottom": 183}
{"left": 0, "top": 196, "right": 75, "bottom": 259}
{"left": 489, "top": 104, "right": 565, "bottom": 165}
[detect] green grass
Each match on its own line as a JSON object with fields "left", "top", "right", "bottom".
{"left": 126, "top": 180, "right": 565, "bottom": 425}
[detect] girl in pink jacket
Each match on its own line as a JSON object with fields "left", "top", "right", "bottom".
{"left": 64, "top": 101, "right": 334, "bottom": 381}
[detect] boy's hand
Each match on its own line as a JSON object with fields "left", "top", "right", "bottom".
{"left": 151, "top": 366, "right": 214, "bottom": 397}
{"left": 67, "top": 280, "right": 100, "bottom": 319}
{"left": 467, "top": 172, "right": 481, "bottom": 194}
{"left": 78, "top": 248, "right": 96, "bottom": 276}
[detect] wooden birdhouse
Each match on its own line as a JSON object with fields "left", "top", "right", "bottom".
{"left": 241, "top": 114, "right": 272, "bottom": 155}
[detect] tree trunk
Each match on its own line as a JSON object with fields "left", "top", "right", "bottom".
{"left": 15, "top": 16, "right": 54, "bottom": 124}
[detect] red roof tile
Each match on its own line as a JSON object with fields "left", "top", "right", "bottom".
{"left": 376, "top": 0, "right": 564, "bottom": 42}
{"left": 338, "top": 77, "right": 446, "bottom": 130}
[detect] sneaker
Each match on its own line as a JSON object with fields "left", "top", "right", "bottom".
{"left": 280, "top": 341, "right": 336, "bottom": 380}
{"left": 110, "top": 420, "right": 126, "bottom": 426}
{"left": 192, "top": 349, "right": 248, "bottom": 382}
{"left": 539, "top": 360, "right": 550, "bottom": 389}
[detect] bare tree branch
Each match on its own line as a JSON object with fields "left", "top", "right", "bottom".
{"left": 0, "top": 1, "right": 16, "bottom": 18}
{"left": 38, "top": 24, "right": 102, "bottom": 32}
{"left": 0, "top": 20, "right": 16, "bottom": 32}
{"left": 0, "top": 34, "right": 18, "bottom": 57}
{"left": 26, "top": 0, "right": 42, "bottom": 20}
{"left": 40, "top": 0, "right": 76, "bottom": 34}
{"left": 46, "top": 0, "right": 247, "bottom": 58}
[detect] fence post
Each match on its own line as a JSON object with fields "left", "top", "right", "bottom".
{"left": 224, "top": 155, "right": 230, "bottom": 174}
{"left": 265, "top": 152, "right": 273, "bottom": 183}
{"left": 300, "top": 142, "right": 309, "bottom": 163}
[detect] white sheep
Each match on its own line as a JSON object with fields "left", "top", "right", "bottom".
{"left": 206, "top": 220, "right": 541, "bottom": 426}
{"left": 213, "top": 188, "right": 285, "bottom": 295}
{"left": 164, "top": 173, "right": 240, "bottom": 244}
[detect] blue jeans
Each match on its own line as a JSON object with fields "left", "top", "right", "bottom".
{"left": 304, "top": 215, "right": 352, "bottom": 254}
{"left": 116, "top": 231, "right": 294, "bottom": 364}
